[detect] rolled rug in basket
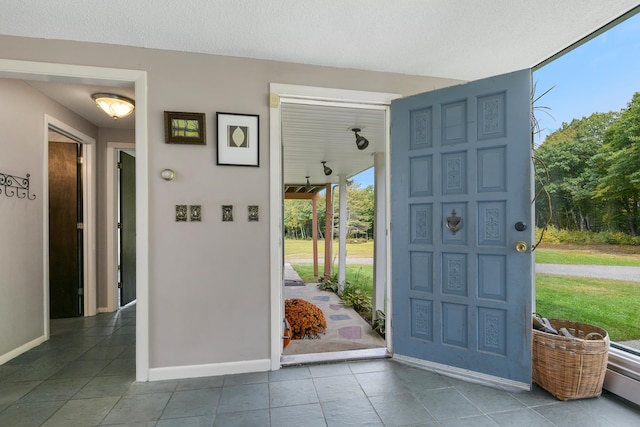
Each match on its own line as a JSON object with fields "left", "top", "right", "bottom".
{"left": 532, "top": 318, "right": 609, "bottom": 401}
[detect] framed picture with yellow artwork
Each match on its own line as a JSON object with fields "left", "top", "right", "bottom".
{"left": 164, "top": 111, "right": 206, "bottom": 145}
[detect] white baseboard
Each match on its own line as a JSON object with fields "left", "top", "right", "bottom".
{"left": 148, "top": 358, "right": 272, "bottom": 382}
{"left": 393, "top": 354, "right": 530, "bottom": 392}
{"left": 0, "top": 335, "right": 47, "bottom": 365}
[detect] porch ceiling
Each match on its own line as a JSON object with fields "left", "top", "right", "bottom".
{"left": 4, "top": 1, "right": 638, "bottom": 186}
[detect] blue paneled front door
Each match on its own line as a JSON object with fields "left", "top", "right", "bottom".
{"left": 391, "top": 69, "right": 533, "bottom": 386}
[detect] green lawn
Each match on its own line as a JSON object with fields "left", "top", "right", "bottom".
{"left": 291, "top": 263, "right": 373, "bottom": 288}
{"left": 535, "top": 248, "right": 640, "bottom": 266}
{"left": 536, "top": 274, "right": 640, "bottom": 341}
{"left": 285, "top": 238, "right": 374, "bottom": 259}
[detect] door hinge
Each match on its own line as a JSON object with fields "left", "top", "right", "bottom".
{"left": 117, "top": 222, "right": 122, "bottom": 229}
{"left": 117, "top": 162, "right": 123, "bottom": 169}
{"left": 77, "top": 222, "right": 84, "bottom": 230}
{"left": 77, "top": 156, "right": 84, "bottom": 165}
{"left": 78, "top": 288, "right": 84, "bottom": 296}
{"left": 118, "top": 282, "right": 123, "bottom": 289}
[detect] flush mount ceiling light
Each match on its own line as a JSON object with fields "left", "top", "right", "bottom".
{"left": 305, "top": 176, "right": 311, "bottom": 190}
{"left": 352, "top": 127, "right": 369, "bottom": 150}
{"left": 91, "top": 93, "right": 135, "bottom": 120}
{"left": 321, "top": 161, "right": 333, "bottom": 176}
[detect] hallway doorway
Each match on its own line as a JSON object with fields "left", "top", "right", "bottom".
{"left": 118, "top": 150, "right": 136, "bottom": 307}
{"left": 46, "top": 121, "right": 96, "bottom": 320}
{"left": 0, "top": 60, "right": 149, "bottom": 381}
{"left": 48, "top": 134, "right": 83, "bottom": 318}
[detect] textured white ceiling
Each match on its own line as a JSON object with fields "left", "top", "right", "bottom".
{"left": 1, "top": 0, "right": 638, "bottom": 80}
{"left": 3, "top": 1, "right": 639, "bottom": 185}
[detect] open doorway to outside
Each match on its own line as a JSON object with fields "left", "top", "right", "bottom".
{"left": 271, "top": 85, "right": 398, "bottom": 365}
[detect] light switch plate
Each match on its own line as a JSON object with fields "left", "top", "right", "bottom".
{"left": 190, "top": 205, "right": 202, "bottom": 221}
{"left": 176, "top": 205, "right": 187, "bottom": 222}
{"left": 222, "top": 205, "right": 233, "bottom": 222}
{"left": 248, "top": 205, "right": 259, "bottom": 221}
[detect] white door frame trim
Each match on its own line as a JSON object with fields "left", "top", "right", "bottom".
{"left": 0, "top": 59, "right": 150, "bottom": 382}
{"left": 268, "top": 83, "right": 400, "bottom": 369}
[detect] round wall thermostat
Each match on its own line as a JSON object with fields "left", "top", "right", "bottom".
{"left": 160, "top": 169, "right": 175, "bottom": 181}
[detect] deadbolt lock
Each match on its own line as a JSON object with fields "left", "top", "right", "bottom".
{"left": 515, "top": 241, "right": 528, "bottom": 253}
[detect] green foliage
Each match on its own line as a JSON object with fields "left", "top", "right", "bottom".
{"left": 283, "top": 183, "right": 376, "bottom": 240}
{"left": 536, "top": 227, "right": 640, "bottom": 246}
{"left": 342, "top": 281, "right": 372, "bottom": 316}
{"left": 316, "top": 273, "right": 339, "bottom": 293}
{"left": 535, "top": 112, "right": 616, "bottom": 231}
{"left": 535, "top": 92, "right": 640, "bottom": 236}
{"left": 593, "top": 92, "right": 640, "bottom": 235}
{"left": 372, "top": 310, "right": 386, "bottom": 336}
{"left": 284, "top": 199, "right": 320, "bottom": 239}
{"left": 336, "top": 183, "right": 375, "bottom": 239}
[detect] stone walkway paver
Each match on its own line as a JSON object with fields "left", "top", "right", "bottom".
{"left": 283, "top": 263, "right": 385, "bottom": 355}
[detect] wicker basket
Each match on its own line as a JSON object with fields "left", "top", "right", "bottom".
{"left": 532, "top": 318, "right": 609, "bottom": 401}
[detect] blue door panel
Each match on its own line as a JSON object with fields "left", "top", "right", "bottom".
{"left": 391, "top": 69, "right": 533, "bottom": 384}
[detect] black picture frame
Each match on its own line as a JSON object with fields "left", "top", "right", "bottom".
{"left": 216, "top": 112, "right": 259, "bottom": 166}
{"left": 164, "top": 111, "right": 206, "bottom": 145}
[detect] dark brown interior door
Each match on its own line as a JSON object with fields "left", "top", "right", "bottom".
{"left": 120, "top": 151, "right": 136, "bottom": 306}
{"left": 49, "top": 141, "right": 82, "bottom": 318}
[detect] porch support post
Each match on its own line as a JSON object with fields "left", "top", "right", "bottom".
{"left": 324, "top": 183, "right": 332, "bottom": 280}
{"left": 312, "top": 193, "right": 319, "bottom": 278}
{"left": 373, "top": 153, "right": 386, "bottom": 316}
{"left": 338, "top": 174, "right": 347, "bottom": 291}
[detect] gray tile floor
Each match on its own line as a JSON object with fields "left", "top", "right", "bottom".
{"left": 1, "top": 304, "right": 639, "bottom": 426}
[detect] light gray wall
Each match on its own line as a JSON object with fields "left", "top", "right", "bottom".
{"left": 0, "top": 35, "right": 461, "bottom": 370}
{"left": 0, "top": 78, "right": 97, "bottom": 359}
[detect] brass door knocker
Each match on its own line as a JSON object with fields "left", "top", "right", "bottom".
{"left": 446, "top": 209, "right": 463, "bottom": 235}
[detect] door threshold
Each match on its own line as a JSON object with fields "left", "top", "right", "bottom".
{"left": 281, "top": 347, "right": 390, "bottom": 366}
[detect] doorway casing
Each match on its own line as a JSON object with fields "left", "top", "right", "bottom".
{"left": 0, "top": 59, "right": 150, "bottom": 381}
{"left": 268, "top": 83, "right": 400, "bottom": 369}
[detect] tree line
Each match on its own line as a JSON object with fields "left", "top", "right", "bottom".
{"left": 284, "top": 183, "right": 374, "bottom": 239}
{"left": 535, "top": 92, "right": 640, "bottom": 235}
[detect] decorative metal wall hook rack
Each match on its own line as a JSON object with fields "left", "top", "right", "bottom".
{"left": 0, "top": 171, "right": 36, "bottom": 200}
